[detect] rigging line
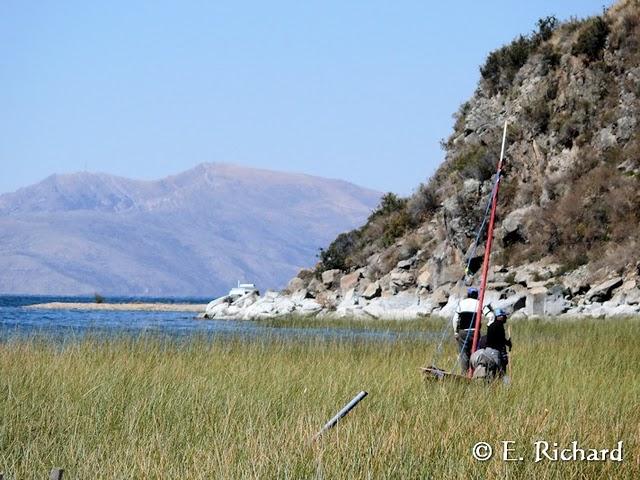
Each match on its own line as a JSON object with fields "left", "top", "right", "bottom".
{"left": 429, "top": 172, "right": 501, "bottom": 368}
{"left": 448, "top": 175, "right": 501, "bottom": 374}
{"left": 465, "top": 177, "right": 500, "bottom": 277}
{"left": 431, "top": 175, "right": 498, "bottom": 360}
{"left": 468, "top": 120, "right": 509, "bottom": 378}
{"left": 431, "top": 120, "right": 509, "bottom": 374}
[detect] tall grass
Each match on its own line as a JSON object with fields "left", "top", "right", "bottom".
{"left": 0, "top": 318, "right": 638, "bottom": 478}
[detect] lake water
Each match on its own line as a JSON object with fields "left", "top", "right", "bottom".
{"left": 0, "top": 295, "right": 433, "bottom": 343}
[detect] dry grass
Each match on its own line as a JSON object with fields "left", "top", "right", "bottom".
{"left": 0, "top": 318, "right": 639, "bottom": 478}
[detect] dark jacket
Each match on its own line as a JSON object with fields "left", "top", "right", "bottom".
{"left": 484, "top": 320, "right": 512, "bottom": 353}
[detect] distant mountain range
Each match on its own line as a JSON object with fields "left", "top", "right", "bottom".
{"left": 0, "top": 163, "right": 381, "bottom": 296}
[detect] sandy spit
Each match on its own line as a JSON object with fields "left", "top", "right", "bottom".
{"left": 26, "top": 302, "right": 207, "bottom": 313}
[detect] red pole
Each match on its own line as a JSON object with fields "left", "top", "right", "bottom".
{"left": 468, "top": 122, "right": 508, "bottom": 378}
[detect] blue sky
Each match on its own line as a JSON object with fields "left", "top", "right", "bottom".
{"left": 1, "top": 1, "right": 611, "bottom": 195}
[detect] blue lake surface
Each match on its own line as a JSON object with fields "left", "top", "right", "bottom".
{"left": 0, "top": 295, "right": 434, "bottom": 343}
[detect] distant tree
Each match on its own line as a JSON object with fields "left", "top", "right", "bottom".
{"left": 316, "top": 231, "right": 359, "bottom": 272}
{"left": 480, "top": 15, "right": 560, "bottom": 94}
{"left": 368, "top": 193, "right": 407, "bottom": 222}
{"left": 534, "top": 16, "right": 559, "bottom": 43}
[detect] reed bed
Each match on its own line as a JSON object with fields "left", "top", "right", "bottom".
{"left": 0, "top": 317, "right": 638, "bottom": 478}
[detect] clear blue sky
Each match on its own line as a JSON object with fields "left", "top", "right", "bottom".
{"left": 1, "top": 0, "right": 611, "bottom": 195}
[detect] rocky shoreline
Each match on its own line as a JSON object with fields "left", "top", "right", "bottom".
{"left": 202, "top": 259, "right": 640, "bottom": 320}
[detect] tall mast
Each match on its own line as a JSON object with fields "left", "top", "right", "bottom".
{"left": 468, "top": 121, "right": 508, "bottom": 378}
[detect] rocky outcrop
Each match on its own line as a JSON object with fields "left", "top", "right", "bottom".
{"left": 585, "top": 277, "right": 624, "bottom": 303}
{"left": 202, "top": 258, "right": 640, "bottom": 319}
{"left": 321, "top": 269, "right": 342, "bottom": 288}
{"left": 501, "top": 207, "right": 534, "bottom": 247}
{"left": 390, "top": 270, "right": 415, "bottom": 289}
{"left": 362, "top": 281, "right": 381, "bottom": 300}
{"left": 201, "top": 2, "right": 640, "bottom": 321}
{"left": 340, "top": 271, "right": 362, "bottom": 292}
{"left": 203, "top": 290, "right": 322, "bottom": 320}
{"left": 285, "top": 277, "right": 306, "bottom": 293}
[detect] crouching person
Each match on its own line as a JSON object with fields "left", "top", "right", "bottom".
{"left": 472, "top": 308, "right": 512, "bottom": 379}
{"left": 485, "top": 308, "right": 512, "bottom": 375}
{"left": 470, "top": 348, "right": 502, "bottom": 380}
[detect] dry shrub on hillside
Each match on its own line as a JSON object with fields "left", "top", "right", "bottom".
{"left": 498, "top": 175, "right": 519, "bottom": 209}
{"left": 523, "top": 97, "right": 551, "bottom": 134}
{"left": 520, "top": 161, "right": 640, "bottom": 271}
{"left": 609, "top": 5, "right": 640, "bottom": 61}
{"left": 366, "top": 193, "right": 414, "bottom": 247}
{"left": 316, "top": 231, "right": 359, "bottom": 272}
{"left": 316, "top": 192, "right": 420, "bottom": 273}
{"left": 589, "top": 239, "right": 639, "bottom": 278}
{"left": 449, "top": 145, "right": 498, "bottom": 182}
{"left": 402, "top": 232, "right": 423, "bottom": 259}
{"left": 380, "top": 210, "right": 412, "bottom": 247}
{"left": 572, "top": 17, "right": 610, "bottom": 61}
{"left": 407, "top": 182, "right": 439, "bottom": 224}
{"left": 379, "top": 248, "right": 401, "bottom": 275}
{"left": 480, "top": 16, "right": 559, "bottom": 94}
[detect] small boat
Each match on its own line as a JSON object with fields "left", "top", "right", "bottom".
{"left": 204, "top": 282, "right": 260, "bottom": 313}
{"left": 228, "top": 282, "right": 260, "bottom": 298}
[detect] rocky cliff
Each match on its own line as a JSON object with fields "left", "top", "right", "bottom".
{"left": 207, "top": 1, "right": 640, "bottom": 319}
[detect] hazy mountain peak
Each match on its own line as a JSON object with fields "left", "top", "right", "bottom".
{"left": 0, "top": 164, "right": 381, "bottom": 295}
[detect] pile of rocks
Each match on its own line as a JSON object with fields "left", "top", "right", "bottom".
{"left": 202, "top": 258, "right": 640, "bottom": 320}
{"left": 201, "top": 290, "right": 323, "bottom": 320}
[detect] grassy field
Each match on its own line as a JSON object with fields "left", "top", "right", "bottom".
{"left": 0, "top": 317, "right": 638, "bottom": 479}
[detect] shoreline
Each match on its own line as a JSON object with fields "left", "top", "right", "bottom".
{"left": 26, "top": 302, "right": 207, "bottom": 313}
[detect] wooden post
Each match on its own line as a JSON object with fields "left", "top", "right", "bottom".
{"left": 49, "top": 468, "right": 64, "bottom": 480}
{"left": 312, "top": 391, "right": 368, "bottom": 441}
